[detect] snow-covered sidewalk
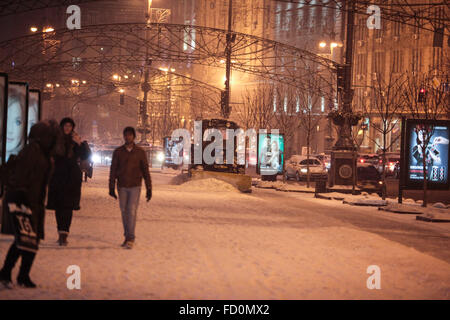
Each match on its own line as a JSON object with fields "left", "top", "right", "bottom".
{"left": 0, "top": 167, "right": 449, "bottom": 299}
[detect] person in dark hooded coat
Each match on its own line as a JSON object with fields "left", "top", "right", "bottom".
{"left": 0, "top": 120, "right": 63, "bottom": 288}
{"left": 46, "top": 117, "right": 90, "bottom": 246}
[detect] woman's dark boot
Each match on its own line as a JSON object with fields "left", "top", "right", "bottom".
{"left": 0, "top": 244, "right": 20, "bottom": 289}
{"left": 17, "top": 251, "right": 37, "bottom": 288}
{"left": 58, "top": 232, "right": 68, "bottom": 246}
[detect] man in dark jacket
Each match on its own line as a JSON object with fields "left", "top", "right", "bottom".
{"left": 46, "top": 117, "right": 90, "bottom": 246}
{"left": 0, "top": 120, "right": 63, "bottom": 288}
{"left": 109, "top": 127, "right": 152, "bottom": 249}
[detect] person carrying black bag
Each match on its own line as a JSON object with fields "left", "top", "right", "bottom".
{"left": 46, "top": 117, "right": 91, "bottom": 246}
{"left": 0, "top": 120, "right": 63, "bottom": 288}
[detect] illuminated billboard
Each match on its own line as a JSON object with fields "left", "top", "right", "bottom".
{"left": 257, "top": 133, "right": 285, "bottom": 176}
{"left": 6, "top": 82, "right": 28, "bottom": 162}
{"left": 28, "top": 90, "right": 41, "bottom": 135}
{"left": 0, "top": 73, "right": 7, "bottom": 165}
{"left": 404, "top": 119, "right": 450, "bottom": 189}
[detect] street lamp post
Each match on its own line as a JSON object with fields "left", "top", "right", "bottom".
{"left": 335, "top": 0, "right": 357, "bottom": 151}
{"left": 327, "top": 0, "right": 361, "bottom": 187}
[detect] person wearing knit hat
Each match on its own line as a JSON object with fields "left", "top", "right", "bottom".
{"left": 46, "top": 117, "right": 91, "bottom": 246}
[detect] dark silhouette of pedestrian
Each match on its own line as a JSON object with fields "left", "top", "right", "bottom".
{"left": 0, "top": 120, "right": 63, "bottom": 288}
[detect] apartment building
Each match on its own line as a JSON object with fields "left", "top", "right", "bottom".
{"left": 352, "top": 2, "right": 449, "bottom": 153}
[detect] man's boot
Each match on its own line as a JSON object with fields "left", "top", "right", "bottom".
{"left": 0, "top": 244, "right": 20, "bottom": 289}
{"left": 17, "top": 250, "right": 37, "bottom": 288}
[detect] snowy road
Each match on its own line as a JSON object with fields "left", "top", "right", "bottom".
{"left": 1, "top": 167, "right": 449, "bottom": 299}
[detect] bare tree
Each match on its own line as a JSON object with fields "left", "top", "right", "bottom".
{"left": 365, "top": 66, "right": 407, "bottom": 199}
{"left": 236, "top": 82, "right": 275, "bottom": 131}
{"left": 401, "top": 69, "right": 449, "bottom": 207}
{"left": 296, "top": 82, "right": 326, "bottom": 188}
{"left": 273, "top": 84, "right": 301, "bottom": 160}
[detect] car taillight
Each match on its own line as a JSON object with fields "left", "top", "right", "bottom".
{"left": 360, "top": 158, "right": 365, "bottom": 163}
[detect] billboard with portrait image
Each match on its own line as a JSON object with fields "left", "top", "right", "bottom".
{"left": 28, "top": 89, "right": 41, "bottom": 135}
{"left": 6, "top": 82, "right": 28, "bottom": 162}
{"left": 404, "top": 119, "right": 450, "bottom": 190}
{"left": 257, "top": 132, "right": 285, "bottom": 175}
{"left": 163, "top": 136, "right": 184, "bottom": 166}
{"left": 0, "top": 73, "right": 7, "bottom": 165}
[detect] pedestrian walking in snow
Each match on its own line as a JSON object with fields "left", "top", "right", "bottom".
{"left": 0, "top": 121, "right": 63, "bottom": 288}
{"left": 46, "top": 117, "right": 91, "bottom": 246}
{"left": 109, "top": 127, "right": 152, "bottom": 249}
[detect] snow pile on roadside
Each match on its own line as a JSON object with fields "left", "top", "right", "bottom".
{"left": 344, "top": 199, "right": 388, "bottom": 207}
{"left": 318, "top": 191, "right": 387, "bottom": 205}
{"left": 179, "top": 178, "right": 238, "bottom": 192}
{"left": 276, "top": 184, "right": 315, "bottom": 193}
{"left": 341, "top": 193, "right": 388, "bottom": 206}
{"left": 170, "top": 173, "right": 190, "bottom": 185}
{"left": 380, "top": 202, "right": 450, "bottom": 218}
{"left": 255, "top": 180, "right": 284, "bottom": 189}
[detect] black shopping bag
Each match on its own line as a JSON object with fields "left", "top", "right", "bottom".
{"left": 6, "top": 192, "right": 38, "bottom": 253}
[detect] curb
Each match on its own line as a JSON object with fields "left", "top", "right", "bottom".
{"left": 416, "top": 215, "right": 450, "bottom": 223}
{"left": 276, "top": 188, "right": 315, "bottom": 193}
{"left": 378, "top": 207, "right": 422, "bottom": 214}
{"left": 343, "top": 200, "right": 388, "bottom": 207}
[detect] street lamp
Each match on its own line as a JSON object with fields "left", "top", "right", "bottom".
{"left": 319, "top": 41, "right": 327, "bottom": 48}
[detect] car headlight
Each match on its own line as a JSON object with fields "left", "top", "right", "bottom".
{"left": 92, "top": 153, "right": 101, "bottom": 164}
{"left": 156, "top": 152, "right": 165, "bottom": 162}
{"left": 378, "top": 181, "right": 383, "bottom": 185}
{"left": 300, "top": 168, "right": 308, "bottom": 173}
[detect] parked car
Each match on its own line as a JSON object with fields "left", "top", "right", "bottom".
{"left": 357, "top": 163, "right": 383, "bottom": 194}
{"left": 376, "top": 153, "right": 400, "bottom": 176}
{"left": 312, "top": 153, "right": 331, "bottom": 169}
{"left": 358, "top": 153, "right": 379, "bottom": 165}
{"left": 284, "top": 155, "right": 327, "bottom": 181}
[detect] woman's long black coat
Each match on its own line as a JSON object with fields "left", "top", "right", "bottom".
{"left": 1, "top": 124, "right": 56, "bottom": 240}
{"left": 46, "top": 139, "right": 90, "bottom": 211}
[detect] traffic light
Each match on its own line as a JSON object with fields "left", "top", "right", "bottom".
{"left": 418, "top": 88, "right": 427, "bottom": 103}
{"left": 336, "top": 65, "right": 345, "bottom": 92}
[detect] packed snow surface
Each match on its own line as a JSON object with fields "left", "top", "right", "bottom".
{"left": 0, "top": 167, "right": 449, "bottom": 299}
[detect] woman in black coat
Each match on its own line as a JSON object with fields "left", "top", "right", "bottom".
{"left": 0, "top": 120, "right": 62, "bottom": 288}
{"left": 47, "top": 117, "right": 90, "bottom": 246}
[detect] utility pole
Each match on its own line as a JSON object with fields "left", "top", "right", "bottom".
{"left": 140, "top": 0, "right": 152, "bottom": 143}
{"left": 223, "top": 0, "right": 233, "bottom": 119}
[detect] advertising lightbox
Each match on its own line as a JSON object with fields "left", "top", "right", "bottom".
{"left": 6, "top": 82, "right": 28, "bottom": 162}
{"left": 404, "top": 119, "right": 450, "bottom": 189}
{"left": 257, "top": 133, "right": 285, "bottom": 176}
